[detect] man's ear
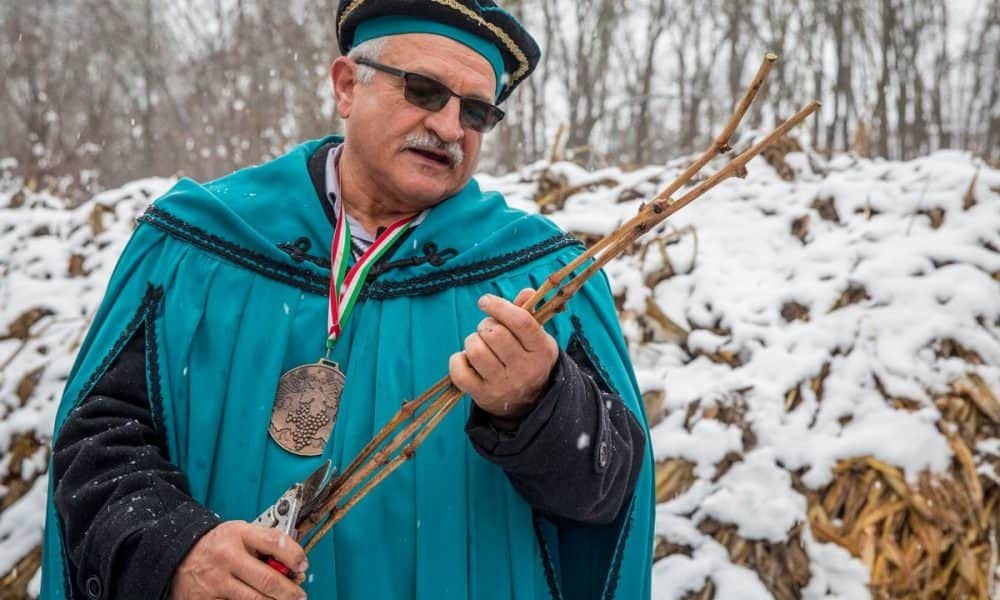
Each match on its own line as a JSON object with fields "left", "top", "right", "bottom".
{"left": 331, "top": 57, "right": 356, "bottom": 118}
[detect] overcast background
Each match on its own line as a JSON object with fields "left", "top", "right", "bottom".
{"left": 1, "top": 0, "right": 997, "bottom": 201}
{"left": 2, "top": 2, "right": 1000, "bottom": 599}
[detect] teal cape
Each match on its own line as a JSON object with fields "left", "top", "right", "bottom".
{"left": 42, "top": 137, "right": 653, "bottom": 599}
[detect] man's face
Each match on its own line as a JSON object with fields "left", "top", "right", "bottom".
{"left": 333, "top": 34, "right": 497, "bottom": 212}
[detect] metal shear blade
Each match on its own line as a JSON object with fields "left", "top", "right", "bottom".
{"left": 253, "top": 460, "right": 336, "bottom": 539}
{"left": 298, "top": 460, "right": 337, "bottom": 518}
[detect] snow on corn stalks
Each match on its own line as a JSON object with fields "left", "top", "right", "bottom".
{"left": 1, "top": 143, "right": 998, "bottom": 598}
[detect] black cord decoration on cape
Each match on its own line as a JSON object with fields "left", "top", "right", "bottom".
{"left": 140, "top": 208, "right": 329, "bottom": 295}
{"left": 532, "top": 513, "right": 564, "bottom": 600}
{"left": 278, "top": 237, "right": 331, "bottom": 269}
{"left": 277, "top": 237, "right": 458, "bottom": 277}
{"left": 144, "top": 321, "right": 167, "bottom": 441}
{"left": 603, "top": 507, "right": 636, "bottom": 600}
{"left": 73, "top": 283, "right": 164, "bottom": 408}
{"left": 367, "top": 242, "right": 458, "bottom": 276}
{"left": 361, "top": 233, "right": 581, "bottom": 300}
{"left": 568, "top": 315, "right": 616, "bottom": 395}
{"left": 142, "top": 206, "right": 580, "bottom": 300}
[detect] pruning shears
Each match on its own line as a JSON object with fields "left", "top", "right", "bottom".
{"left": 252, "top": 460, "right": 337, "bottom": 576}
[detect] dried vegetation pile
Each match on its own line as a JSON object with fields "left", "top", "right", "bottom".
{"left": 534, "top": 132, "right": 999, "bottom": 598}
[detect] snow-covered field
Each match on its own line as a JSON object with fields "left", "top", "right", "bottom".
{"left": 1, "top": 148, "right": 998, "bottom": 598}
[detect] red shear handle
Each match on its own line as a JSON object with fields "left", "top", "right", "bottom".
{"left": 264, "top": 556, "right": 293, "bottom": 578}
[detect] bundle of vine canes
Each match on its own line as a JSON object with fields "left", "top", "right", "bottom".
{"left": 293, "top": 53, "right": 820, "bottom": 552}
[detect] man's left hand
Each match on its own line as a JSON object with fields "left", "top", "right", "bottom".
{"left": 449, "top": 288, "right": 559, "bottom": 423}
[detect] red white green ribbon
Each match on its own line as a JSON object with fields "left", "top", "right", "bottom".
{"left": 327, "top": 199, "right": 415, "bottom": 351}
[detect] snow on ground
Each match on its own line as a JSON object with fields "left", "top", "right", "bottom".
{"left": 1, "top": 148, "right": 998, "bottom": 597}
{"left": 489, "top": 148, "right": 999, "bottom": 597}
{"left": 0, "top": 175, "right": 174, "bottom": 593}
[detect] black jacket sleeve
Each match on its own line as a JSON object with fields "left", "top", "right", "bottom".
{"left": 465, "top": 346, "right": 646, "bottom": 525}
{"left": 52, "top": 325, "right": 221, "bottom": 600}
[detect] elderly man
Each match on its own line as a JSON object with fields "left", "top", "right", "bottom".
{"left": 42, "top": 1, "right": 653, "bottom": 598}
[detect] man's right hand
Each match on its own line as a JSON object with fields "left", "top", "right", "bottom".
{"left": 169, "top": 520, "right": 309, "bottom": 600}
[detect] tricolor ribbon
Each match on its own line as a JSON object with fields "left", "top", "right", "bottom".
{"left": 326, "top": 199, "right": 416, "bottom": 352}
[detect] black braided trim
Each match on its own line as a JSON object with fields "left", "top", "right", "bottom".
{"left": 602, "top": 503, "right": 635, "bottom": 600}
{"left": 144, "top": 318, "right": 166, "bottom": 440}
{"left": 56, "top": 512, "right": 82, "bottom": 600}
{"left": 140, "top": 208, "right": 582, "bottom": 299}
{"left": 568, "top": 315, "right": 618, "bottom": 394}
{"left": 58, "top": 285, "right": 162, "bottom": 600}
{"left": 74, "top": 284, "right": 163, "bottom": 407}
{"left": 139, "top": 207, "right": 328, "bottom": 295}
{"left": 532, "top": 512, "right": 564, "bottom": 600}
{"left": 568, "top": 317, "right": 637, "bottom": 599}
{"left": 361, "top": 233, "right": 581, "bottom": 300}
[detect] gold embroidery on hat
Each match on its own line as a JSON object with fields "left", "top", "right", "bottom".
{"left": 338, "top": 0, "right": 530, "bottom": 94}
{"left": 429, "top": 0, "right": 529, "bottom": 87}
{"left": 338, "top": 0, "right": 365, "bottom": 29}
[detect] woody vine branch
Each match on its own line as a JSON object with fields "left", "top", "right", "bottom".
{"left": 297, "top": 53, "right": 820, "bottom": 552}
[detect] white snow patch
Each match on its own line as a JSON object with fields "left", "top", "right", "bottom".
{"left": 2, "top": 150, "right": 999, "bottom": 596}
{"left": 0, "top": 477, "right": 47, "bottom": 576}
{"left": 695, "top": 449, "right": 806, "bottom": 542}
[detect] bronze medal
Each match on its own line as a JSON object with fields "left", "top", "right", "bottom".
{"left": 269, "top": 359, "right": 345, "bottom": 456}
{"left": 270, "top": 174, "right": 415, "bottom": 455}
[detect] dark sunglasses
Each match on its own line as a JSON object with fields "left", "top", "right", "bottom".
{"left": 354, "top": 58, "right": 505, "bottom": 133}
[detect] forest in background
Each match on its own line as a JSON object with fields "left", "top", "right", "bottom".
{"left": 2, "top": 0, "right": 998, "bottom": 200}
{"left": 2, "top": 2, "right": 1000, "bottom": 598}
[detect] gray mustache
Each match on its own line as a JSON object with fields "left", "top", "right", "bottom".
{"left": 403, "top": 133, "right": 464, "bottom": 166}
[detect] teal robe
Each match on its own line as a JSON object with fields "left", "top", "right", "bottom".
{"left": 41, "top": 137, "right": 653, "bottom": 599}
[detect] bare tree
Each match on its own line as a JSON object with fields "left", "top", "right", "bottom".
{"left": 1, "top": 0, "right": 996, "bottom": 192}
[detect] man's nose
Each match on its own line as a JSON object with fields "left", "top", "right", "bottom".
{"left": 424, "top": 96, "right": 465, "bottom": 144}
